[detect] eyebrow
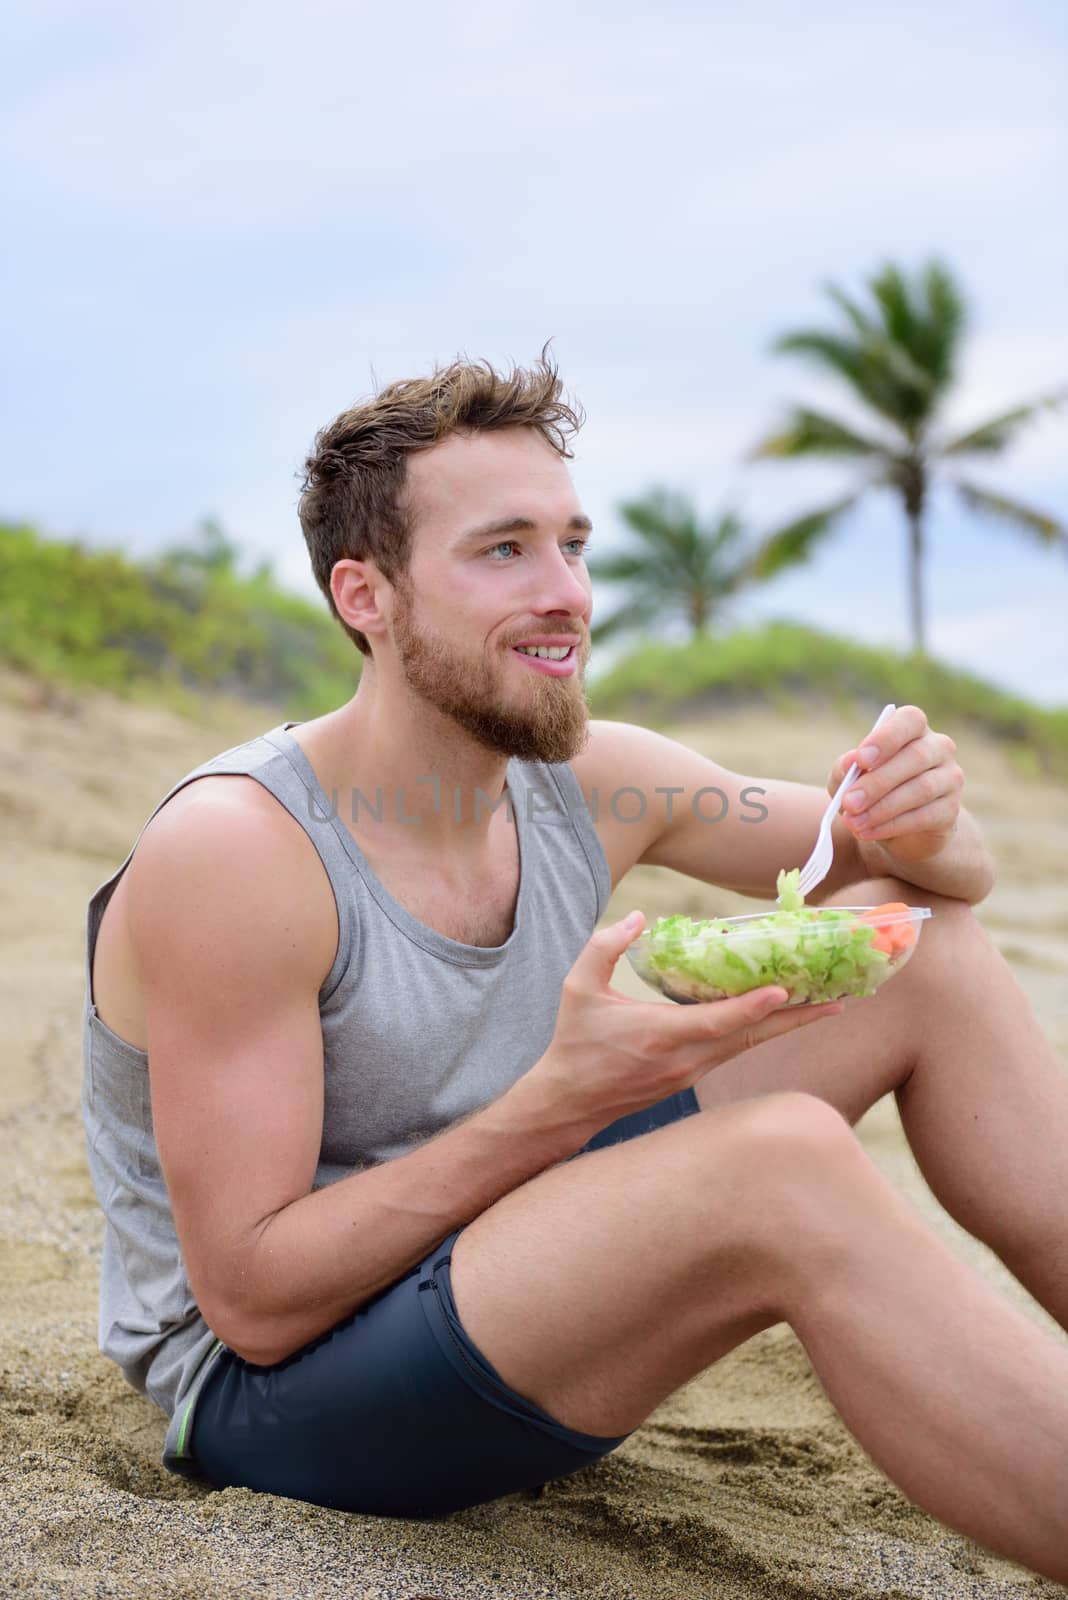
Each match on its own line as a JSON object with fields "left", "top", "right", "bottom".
{"left": 449, "top": 513, "right": 593, "bottom": 552}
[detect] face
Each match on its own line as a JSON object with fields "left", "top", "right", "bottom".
{"left": 384, "top": 427, "right": 595, "bottom": 764}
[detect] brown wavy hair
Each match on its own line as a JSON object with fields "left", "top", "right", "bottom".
{"left": 297, "top": 341, "right": 585, "bottom": 657}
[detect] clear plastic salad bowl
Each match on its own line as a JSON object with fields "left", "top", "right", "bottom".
{"left": 626, "top": 901, "right": 933, "bottom": 1008}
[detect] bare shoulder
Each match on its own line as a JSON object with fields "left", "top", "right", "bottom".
{"left": 570, "top": 718, "right": 740, "bottom": 799}
{"left": 125, "top": 774, "right": 339, "bottom": 993}
{"left": 566, "top": 720, "right": 741, "bottom": 887}
{"left": 570, "top": 718, "right": 665, "bottom": 788}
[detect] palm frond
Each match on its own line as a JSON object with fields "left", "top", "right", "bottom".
{"left": 589, "top": 595, "right": 665, "bottom": 646}
{"left": 616, "top": 488, "right": 698, "bottom": 549}
{"left": 954, "top": 480, "right": 1068, "bottom": 552}
{"left": 824, "top": 283, "right": 875, "bottom": 340}
{"left": 869, "top": 263, "right": 916, "bottom": 349}
{"left": 745, "top": 494, "right": 861, "bottom": 581}
{"left": 774, "top": 330, "right": 933, "bottom": 431}
{"left": 613, "top": 490, "right": 739, "bottom": 592}
{"left": 942, "top": 390, "right": 1067, "bottom": 456}
{"left": 867, "top": 259, "right": 964, "bottom": 396}
{"left": 583, "top": 550, "right": 657, "bottom": 585}
{"left": 772, "top": 330, "right": 869, "bottom": 389}
{"left": 916, "top": 260, "right": 966, "bottom": 388}
{"left": 749, "top": 407, "right": 888, "bottom": 460}
{"left": 876, "top": 337, "right": 937, "bottom": 402}
{"left": 708, "top": 511, "right": 748, "bottom": 553}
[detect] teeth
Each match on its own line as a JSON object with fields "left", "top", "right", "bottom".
{"left": 516, "top": 645, "right": 571, "bottom": 660}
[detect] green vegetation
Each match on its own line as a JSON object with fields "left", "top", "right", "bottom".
{"left": 3, "top": 521, "right": 1064, "bottom": 781}
{"left": 585, "top": 491, "right": 856, "bottom": 645}
{"left": 0, "top": 521, "right": 360, "bottom": 719}
{"left": 587, "top": 620, "right": 1068, "bottom": 779}
{"left": 750, "top": 259, "right": 1067, "bottom": 655}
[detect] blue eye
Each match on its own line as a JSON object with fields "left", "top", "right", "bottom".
{"left": 485, "top": 538, "right": 590, "bottom": 561}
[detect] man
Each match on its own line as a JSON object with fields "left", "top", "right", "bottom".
{"left": 82, "top": 350, "right": 1068, "bottom": 1585}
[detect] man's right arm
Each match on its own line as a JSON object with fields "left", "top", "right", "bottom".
{"left": 125, "top": 781, "right": 584, "bottom": 1368}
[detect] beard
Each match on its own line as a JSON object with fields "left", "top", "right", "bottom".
{"left": 390, "top": 584, "right": 593, "bottom": 764}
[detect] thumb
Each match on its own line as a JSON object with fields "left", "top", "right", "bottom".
{"left": 829, "top": 750, "right": 858, "bottom": 794}
{"left": 586, "top": 909, "right": 646, "bottom": 976}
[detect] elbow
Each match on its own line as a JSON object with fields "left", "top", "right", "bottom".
{"left": 966, "top": 851, "right": 997, "bottom": 907}
{"left": 219, "top": 1328, "right": 289, "bottom": 1369}
{"left": 196, "top": 1278, "right": 286, "bottom": 1369}
{"left": 204, "top": 1298, "right": 291, "bottom": 1367}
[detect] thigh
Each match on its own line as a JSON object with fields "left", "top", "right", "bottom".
{"left": 189, "top": 1246, "right": 632, "bottom": 1518}
{"left": 693, "top": 874, "right": 933, "bottom": 1125}
{"left": 186, "top": 1095, "right": 701, "bottom": 1517}
{"left": 448, "top": 1090, "right": 846, "bottom": 1439}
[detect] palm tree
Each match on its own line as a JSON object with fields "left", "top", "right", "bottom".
{"left": 750, "top": 259, "right": 1066, "bottom": 655}
{"left": 585, "top": 488, "right": 856, "bottom": 645}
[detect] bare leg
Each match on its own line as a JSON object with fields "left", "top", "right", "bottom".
{"left": 783, "top": 1120, "right": 1068, "bottom": 1585}
{"left": 450, "top": 1093, "right": 1068, "bottom": 1584}
{"left": 693, "top": 874, "right": 1068, "bottom": 1330}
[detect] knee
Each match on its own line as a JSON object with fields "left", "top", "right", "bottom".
{"left": 824, "top": 873, "right": 986, "bottom": 985}
{"left": 731, "top": 1091, "right": 858, "bottom": 1170}
{"left": 709, "top": 1091, "right": 865, "bottom": 1206}
{"left": 715, "top": 1093, "right": 871, "bottom": 1275}
{"left": 825, "top": 872, "right": 979, "bottom": 926}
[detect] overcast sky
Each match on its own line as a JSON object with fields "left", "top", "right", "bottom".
{"left": 3, "top": 0, "right": 1066, "bottom": 706}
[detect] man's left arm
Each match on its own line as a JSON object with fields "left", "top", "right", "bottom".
{"left": 606, "top": 706, "right": 994, "bottom": 908}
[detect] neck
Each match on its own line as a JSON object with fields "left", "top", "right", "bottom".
{"left": 306, "top": 676, "right": 513, "bottom": 852}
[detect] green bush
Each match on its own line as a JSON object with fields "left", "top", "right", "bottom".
{"left": 3, "top": 525, "right": 1064, "bottom": 778}
{"left": 0, "top": 522, "right": 360, "bottom": 717}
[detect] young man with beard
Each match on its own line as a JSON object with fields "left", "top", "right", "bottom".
{"left": 82, "top": 350, "right": 1068, "bottom": 1584}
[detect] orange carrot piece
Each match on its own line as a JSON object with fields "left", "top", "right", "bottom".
{"left": 860, "top": 902, "right": 915, "bottom": 957}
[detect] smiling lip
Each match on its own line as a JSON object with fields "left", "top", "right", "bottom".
{"left": 511, "top": 644, "right": 578, "bottom": 677}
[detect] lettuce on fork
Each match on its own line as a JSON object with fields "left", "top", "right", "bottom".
{"left": 637, "top": 869, "right": 897, "bottom": 1005}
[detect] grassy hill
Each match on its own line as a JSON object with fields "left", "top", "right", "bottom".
{"left": 0, "top": 522, "right": 360, "bottom": 719}
{"left": 587, "top": 622, "right": 1068, "bottom": 780}
{"left": 3, "top": 521, "right": 1065, "bottom": 778}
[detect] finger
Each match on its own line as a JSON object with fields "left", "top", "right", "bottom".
{"left": 671, "top": 986, "right": 840, "bottom": 1044}
{"left": 859, "top": 704, "right": 927, "bottom": 768}
{"left": 682, "top": 998, "right": 846, "bottom": 1066}
{"left": 755, "top": 1000, "right": 846, "bottom": 1034}
{"left": 855, "top": 796, "right": 960, "bottom": 841}
{"left": 829, "top": 749, "right": 860, "bottom": 792}
{"left": 841, "top": 734, "right": 946, "bottom": 817}
{"left": 846, "top": 765, "right": 958, "bottom": 829}
{"left": 668, "top": 984, "right": 789, "bottom": 1040}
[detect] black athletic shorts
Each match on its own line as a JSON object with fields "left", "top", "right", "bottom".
{"left": 188, "top": 1088, "right": 701, "bottom": 1517}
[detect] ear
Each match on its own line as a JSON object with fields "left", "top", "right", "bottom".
{"left": 331, "top": 558, "right": 391, "bottom": 640}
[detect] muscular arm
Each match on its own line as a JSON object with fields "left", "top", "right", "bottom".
{"left": 127, "top": 783, "right": 576, "bottom": 1367}
{"left": 590, "top": 720, "right": 990, "bottom": 904}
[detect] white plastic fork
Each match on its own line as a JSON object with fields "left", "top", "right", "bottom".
{"left": 784, "top": 702, "right": 897, "bottom": 904}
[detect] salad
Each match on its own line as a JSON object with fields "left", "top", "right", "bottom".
{"left": 630, "top": 869, "right": 925, "bottom": 1006}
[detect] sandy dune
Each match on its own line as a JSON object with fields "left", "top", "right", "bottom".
{"left": 2, "top": 668, "right": 1066, "bottom": 1598}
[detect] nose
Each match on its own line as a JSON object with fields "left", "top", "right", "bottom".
{"left": 528, "top": 545, "right": 592, "bottom": 622}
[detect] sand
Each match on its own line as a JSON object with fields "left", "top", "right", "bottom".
{"left": 2, "top": 667, "right": 1067, "bottom": 1599}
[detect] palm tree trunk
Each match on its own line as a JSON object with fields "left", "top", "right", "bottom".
{"left": 899, "top": 458, "right": 927, "bottom": 657}
{"left": 907, "top": 507, "right": 925, "bottom": 657}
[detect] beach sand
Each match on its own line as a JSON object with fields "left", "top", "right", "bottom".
{"left": 2, "top": 668, "right": 1066, "bottom": 1599}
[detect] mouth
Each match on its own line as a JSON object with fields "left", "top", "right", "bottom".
{"left": 510, "top": 644, "right": 579, "bottom": 677}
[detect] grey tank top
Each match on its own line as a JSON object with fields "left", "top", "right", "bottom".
{"left": 80, "top": 721, "right": 611, "bottom": 1472}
